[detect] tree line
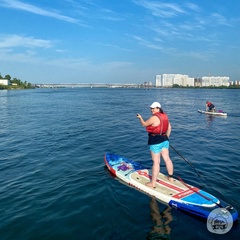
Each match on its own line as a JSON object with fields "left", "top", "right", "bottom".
{"left": 172, "top": 83, "right": 240, "bottom": 89}
{"left": 0, "top": 73, "right": 33, "bottom": 90}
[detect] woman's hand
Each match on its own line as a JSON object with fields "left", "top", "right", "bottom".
{"left": 136, "top": 113, "right": 142, "bottom": 119}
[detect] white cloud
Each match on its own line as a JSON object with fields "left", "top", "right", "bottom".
{"left": 0, "top": 34, "right": 53, "bottom": 48}
{"left": 132, "top": 35, "right": 163, "bottom": 50}
{"left": 132, "top": 0, "right": 185, "bottom": 18}
{"left": 0, "top": 0, "right": 80, "bottom": 24}
{"left": 185, "top": 2, "right": 201, "bottom": 12}
{"left": 211, "top": 13, "right": 231, "bottom": 26}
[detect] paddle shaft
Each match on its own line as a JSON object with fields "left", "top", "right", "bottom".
{"left": 170, "top": 145, "right": 205, "bottom": 184}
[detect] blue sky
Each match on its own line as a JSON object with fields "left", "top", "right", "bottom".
{"left": 0, "top": 0, "right": 239, "bottom": 84}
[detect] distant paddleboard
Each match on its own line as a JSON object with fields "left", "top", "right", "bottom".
{"left": 198, "top": 109, "right": 227, "bottom": 116}
{"left": 104, "top": 152, "right": 238, "bottom": 221}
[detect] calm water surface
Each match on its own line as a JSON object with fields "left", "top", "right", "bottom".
{"left": 0, "top": 88, "right": 239, "bottom": 240}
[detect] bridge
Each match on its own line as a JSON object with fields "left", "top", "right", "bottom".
{"left": 34, "top": 83, "right": 144, "bottom": 88}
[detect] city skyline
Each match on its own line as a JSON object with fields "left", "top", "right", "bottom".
{"left": 0, "top": 0, "right": 239, "bottom": 84}
{"left": 155, "top": 73, "right": 231, "bottom": 87}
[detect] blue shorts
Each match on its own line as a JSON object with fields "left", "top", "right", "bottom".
{"left": 150, "top": 141, "right": 169, "bottom": 154}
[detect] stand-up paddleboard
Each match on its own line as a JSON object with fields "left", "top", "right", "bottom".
{"left": 198, "top": 109, "right": 227, "bottom": 116}
{"left": 104, "top": 153, "right": 238, "bottom": 221}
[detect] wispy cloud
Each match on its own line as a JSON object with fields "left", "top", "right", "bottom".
{"left": 97, "top": 7, "right": 125, "bottom": 21}
{"left": 184, "top": 2, "right": 201, "bottom": 12}
{"left": 131, "top": 0, "right": 233, "bottom": 47}
{"left": 0, "top": 0, "right": 80, "bottom": 24}
{"left": 211, "top": 13, "right": 231, "bottom": 26}
{"left": 132, "top": 0, "right": 185, "bottom": 18}
{"left": 132, "top": 35, "right": 163, "bottom": 50}
{"left": 0, "top": 34, "right": 53, "bottom": 48}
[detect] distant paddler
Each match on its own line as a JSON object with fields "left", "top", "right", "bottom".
{"left": 206, "top": 101, "right": 216, "bottom": 112}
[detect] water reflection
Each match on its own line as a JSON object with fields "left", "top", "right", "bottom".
{"left": 0, "top": 90, "right": 9, "bottom": 105}
{"left": 205, "top": 115, "right": 227, "bottom": 127}
{"left": 147, "top": 198, "right": 172, "bottom": 240}
{"left": 206, "top": 115, "right": 215, "bottom": 126}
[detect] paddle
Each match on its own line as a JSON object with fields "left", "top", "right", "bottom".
{"left": 169, "top": 145, "right": 232, "bottom": 208}
{"left": 170, "top": 145, "right": 205, "bottom": 185}
{"left": 177, "top": 176, "right": 227, "bottom": 208}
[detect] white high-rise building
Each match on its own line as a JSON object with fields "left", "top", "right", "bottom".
{"left": 162, "top": 74, "right": 176, "bottom": 87}
{"left": 173, "top": 74, "right": 194, "bottom": 86}
{"left": 155, "top": 74, "right": 229, "bottom": 87}
{"left": 202, "top": 76, "right": 229, "bottom": 87}
{"left": 155, "top": 74, "right": 194, "bottom": 87}
{"left": 156, "top": 75, "right": 162, "bottom": 86}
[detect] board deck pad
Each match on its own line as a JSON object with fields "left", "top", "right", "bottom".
{"left": 132, "top": 171, "right": 179, "bottom": 193}
{"left": 131, "top": 170, "right": 186, "bottom": 193}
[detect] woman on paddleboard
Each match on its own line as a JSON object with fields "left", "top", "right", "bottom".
{"left": 136, "top": 101, "right": 174, "bottom": 188}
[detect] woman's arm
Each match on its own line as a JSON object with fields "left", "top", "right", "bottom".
{"left": 137, "top": 114, "right": 156, "bottom": 127}
{"left": 166, "top": 122, "right": 172, "bottom": 138}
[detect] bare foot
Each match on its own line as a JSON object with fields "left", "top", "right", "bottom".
{"left": 167, "top": 175, "right": 173, "bottom": 182}
{"left": 145, "top": 182, "right": 156, "bottom": 188}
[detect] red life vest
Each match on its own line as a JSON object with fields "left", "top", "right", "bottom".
{"left": 146, "top": 112, "right": 169, "bottom": 135}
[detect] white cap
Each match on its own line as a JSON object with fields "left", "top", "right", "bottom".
{"left": 150, "top": 102, "right": 161, "bottom": 108}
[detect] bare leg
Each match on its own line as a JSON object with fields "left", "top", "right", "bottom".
{"left": 161, "top": 148, "right": 174, "bottom": 180}
{"left": 146, "top": 151, "right": 160, "bottom": 188}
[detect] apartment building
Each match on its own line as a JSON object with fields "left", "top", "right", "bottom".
{"left": 155, "top": 74, "right": 229, "bottom": 87}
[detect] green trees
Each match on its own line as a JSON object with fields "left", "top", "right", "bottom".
{"left": 0, "top": 72, "right": 33, "bottom": 89}
{"left": 10, "top": 78, "right": 32, "bottom": 89}
{"left": 5, "top": 74, "right": 11, "bottom": 80}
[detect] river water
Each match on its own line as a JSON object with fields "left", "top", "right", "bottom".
{"left": 0, "top": 87, "right": 239, "bottom": 240}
